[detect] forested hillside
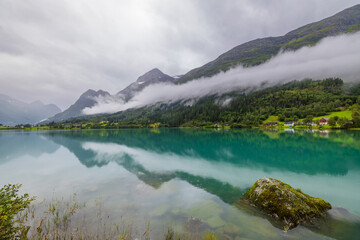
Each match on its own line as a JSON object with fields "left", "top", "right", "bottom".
{"left": 56, "top": 78, "right": 360, "bottom": 128}
{"left": 39, "top": 4, "right": 360, "bottom": 125}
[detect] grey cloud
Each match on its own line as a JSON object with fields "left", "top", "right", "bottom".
{"left": 0, "top": 0, "right": 358, "bottom": 109}
{"left": 84, "top": 33, "right": 360, "bottom": 114}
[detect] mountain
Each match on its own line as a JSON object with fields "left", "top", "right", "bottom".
{"left": 177, "top": 4, "right": 360, "bottom": 83}
{"left": 48, "top": 69, "right": 175, "bottom": 122}
{"left": 0, "top": 94, "right": 61, "bottom": 126}
{"left": 47, "top": 89, "right": 110, "bottom": 122}
{"left": 75, "top": 78, "right": 360, "bottom": 128}
{"left": 117, "top": 68, "right": 175, "bottom": 101}
{"left": 47, "top": 5, "right": 360, "bottom": 124}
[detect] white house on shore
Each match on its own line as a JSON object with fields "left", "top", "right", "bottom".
{"left": 284, "top": 121, "right": 295, "bottom": 127}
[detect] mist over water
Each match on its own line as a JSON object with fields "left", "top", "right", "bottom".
{"left": 84, "top": 32, "right": 360, "bottom": 115}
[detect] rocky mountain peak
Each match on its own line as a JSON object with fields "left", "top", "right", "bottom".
{"left": 80, "top": 89, "right": 110, "bottom": 99}
{"left": 116, "top": 68, "right": 175, "bottom": 100}
{"left": 136, "top": 68, "right": 171, "bottom": 83}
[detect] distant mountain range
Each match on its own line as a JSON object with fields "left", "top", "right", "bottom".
{"left": 45, "top": 68, "right": 177, "bottom": 122}
{"left": 0, "top": 94, "right": 61, "bottom": 126}
{"left": 3, "top": 4, "right": 360, "bottom": 125}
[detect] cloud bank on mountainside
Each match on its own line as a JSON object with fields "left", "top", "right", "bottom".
{"left": 1, "top": 1, "right": 357, "bottom": 108}
{"left": 83, "top": 32, "right": 360, "bottom": 115}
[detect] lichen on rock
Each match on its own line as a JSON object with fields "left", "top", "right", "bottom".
{"left": 244, "top": 177, "right": 331, "bottom": 230}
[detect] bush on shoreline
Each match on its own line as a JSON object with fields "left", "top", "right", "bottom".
{"left": 0, "top": 184, "right": 35, "bottom": 239}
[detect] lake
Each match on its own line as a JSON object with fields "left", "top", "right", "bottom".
{"left": 0, "top": 128, "right": 359, "bottom": 239}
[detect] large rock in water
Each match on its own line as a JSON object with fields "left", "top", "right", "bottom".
{"left": 244, "top": 177, "right": 331, "bottom": 230}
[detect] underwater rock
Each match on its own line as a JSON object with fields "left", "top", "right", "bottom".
{"left": 206, "top": 215, "right": 226, "bottom": 228}
{"left": 185, "top": 217, "right": 204, "bottom": 232}
{"left": 244, "top": 177, "right": 331, "bottom": 230}
{"left": 184, "top": 200, "right": 223, "bottom": 220}
{"left": 149, "top": 204, "right": 169, "bottom": 217}
{"left": 184, "top": 200, "right": 225, "bottom": 230}
{"left": 219, "top": 222, "right": 243, "bottom": 240}
{"left": 223, "top": 222, "right": 242, "bottom": 235}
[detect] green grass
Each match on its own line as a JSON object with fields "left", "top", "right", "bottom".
{"left": 263, "top": 109, "right": 353, "bottom": 128}
{"left": 313, "top": 110, "right": 353, "bottom": 120}
{"left": 0, "top": 126, "right": 17, "bottom": 130}
{"left": 263, "top": 115, "right": 281, "bottom": 123}
{"left": 345, "top": 23, "right": 360, "bottom": 33}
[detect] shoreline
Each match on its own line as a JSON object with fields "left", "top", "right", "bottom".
{"left": 1, "top": 126, "right": 360, "bottom": 131}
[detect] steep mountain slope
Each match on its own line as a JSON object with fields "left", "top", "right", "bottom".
{"left": 117, "top": 68, "right": 175, "bottom": 101}
{"left": 49, "top": 69, "right": 175, "bottom": 122}
{"left": 77, "top": 78, "right": 360, "bottom": 127}
{"left": 47, "top": 4, "right": 360, "bottom": 124}
{"left": 177, "top": 4, "right": 360, "bottom": 83}
{"left": 0, "top": 94, "right": 61, "bottom": 126}
{"left": 48, "top": 89, "right": 110, "bottom": 122}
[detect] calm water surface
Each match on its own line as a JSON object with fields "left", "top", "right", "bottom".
{"left": 0, "top": 129, "right": 359, "bottom": 239}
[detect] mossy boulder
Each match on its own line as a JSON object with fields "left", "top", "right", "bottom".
{"left": 244, "top": 177, "right": 331, "bottom": 230}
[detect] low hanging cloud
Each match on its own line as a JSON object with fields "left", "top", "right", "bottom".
{"left": 83, "top": 32, "right": 360, "bottom": 115}
{"left": 0, "top": 0, "right": 358, "bottom": 108}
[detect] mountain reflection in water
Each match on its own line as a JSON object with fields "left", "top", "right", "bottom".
{"left": 0, "top": 129, "right": 359, "bottom": 239}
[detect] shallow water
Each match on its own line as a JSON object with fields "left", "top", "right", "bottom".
{"left": 0, "top": 128, "right": 359, "bottom": 239}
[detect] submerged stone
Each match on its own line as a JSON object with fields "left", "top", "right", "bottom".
{"left": 244, "top": 177, "right": 331, "bottom": 230}
{"left": 184, "top": 200, "right": 223, "bottom": 220}
{"left": 206, "top": 215, "right": 226, "bottom": 228}
{"left": 223, "top": 222, "right": 242, "bottom": 235}
{"left": 149, "top": 204, "right": 169, "bottom": 217}
{"left": 185, "top": 217, "right": 206, "bottom": 233}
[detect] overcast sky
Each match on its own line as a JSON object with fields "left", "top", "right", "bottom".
{"left": 84, "top": 32, "right": 360, "bottom": 114}
{"left": 0, "top": 0, "right": 359, "bottom": 109}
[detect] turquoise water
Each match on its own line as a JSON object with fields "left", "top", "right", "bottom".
{"left": 0, "top": 129, "right": 359, "bottom": 239}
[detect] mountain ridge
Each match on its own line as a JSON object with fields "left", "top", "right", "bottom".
{"left": 0, "top": 94, "right": 61, "bottom": 126}
{"left": 42, "top": 4, "right": 360, "bottom": 123}
{"left": 47, "top": 89, "right": 110, "bottom": 122}
{"left": 117, "top": 68, "right": 175, "bottom": 101}
{"left": 47, "top": 68, "right": 175, "bottom": 122}
{"left": 71, "top": 78, "right": 360, "bottom": 128}
{"left": 177, "top": 4, "right": 360, "bottom": 83}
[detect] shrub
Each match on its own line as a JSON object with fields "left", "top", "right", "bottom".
{"left": 0, "top": 184, "right": 35, "bottom": 239}
{"left": 328, "top": 117, "right": 337, "bottom": 127}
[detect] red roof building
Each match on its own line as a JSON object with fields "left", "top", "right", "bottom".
{"left": 319, "top": 118, "right": 329, "bottom": 125}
